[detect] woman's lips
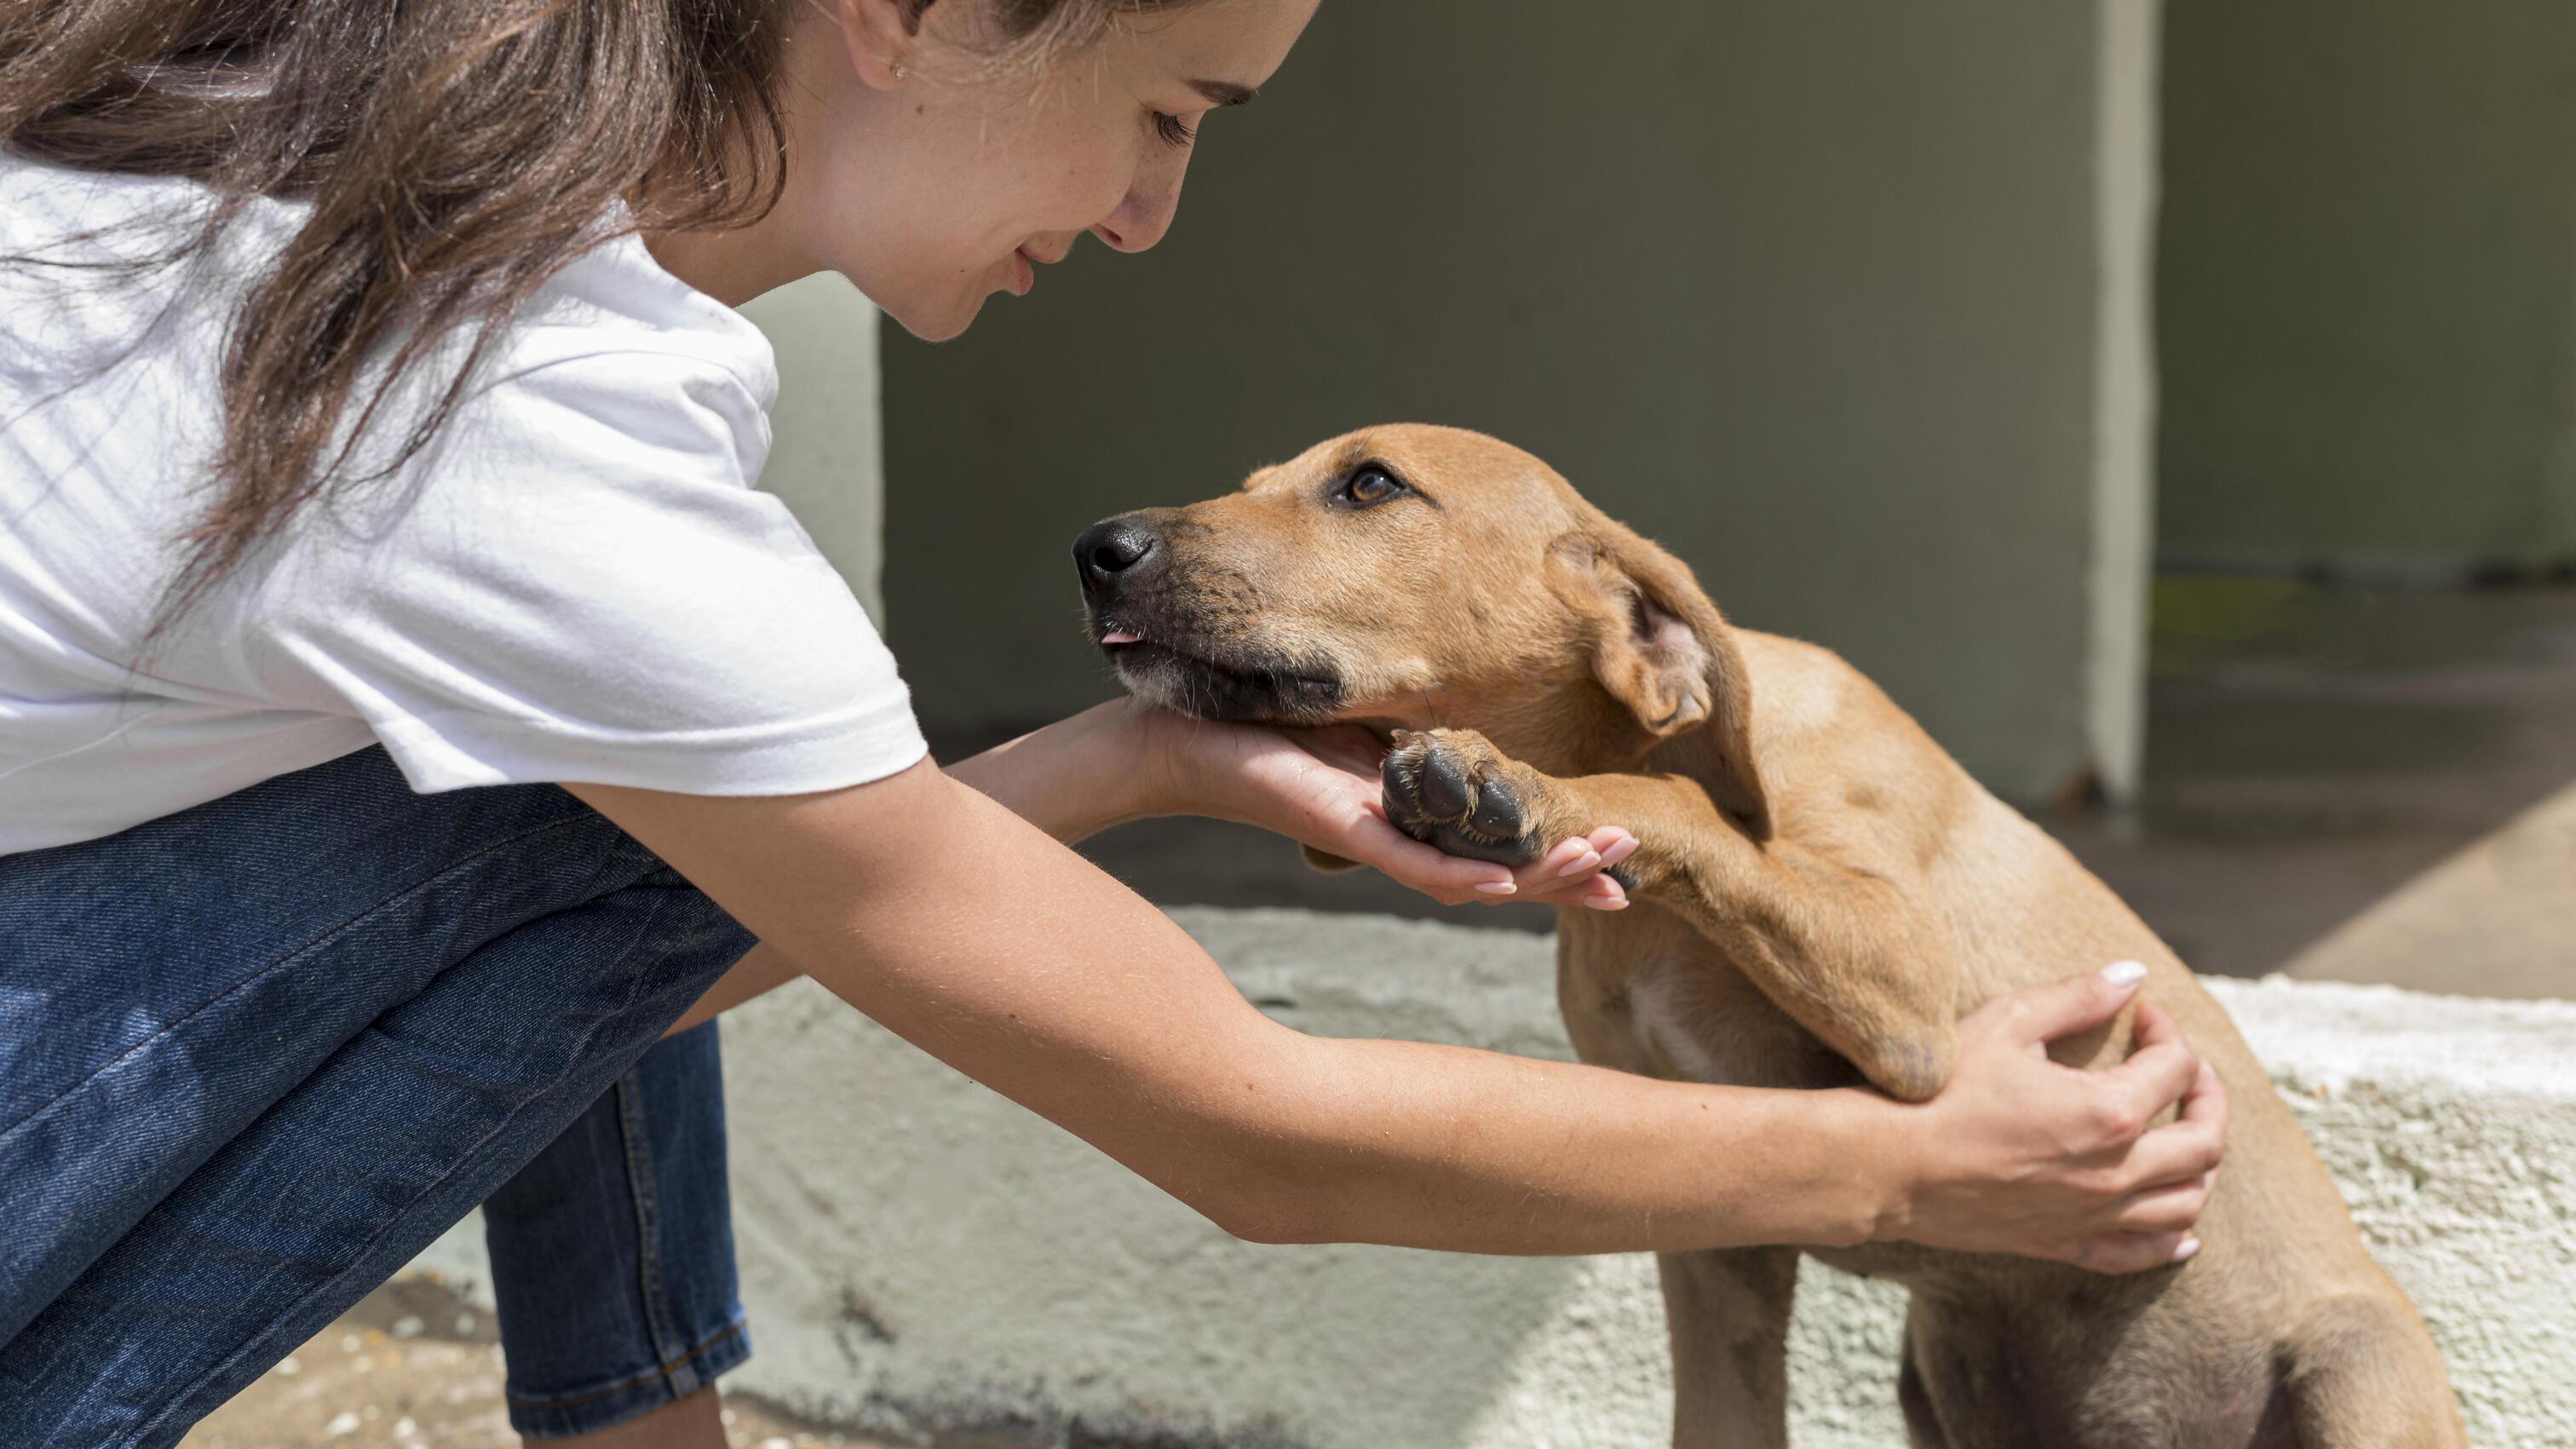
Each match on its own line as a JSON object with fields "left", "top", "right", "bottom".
{"left": 1009, "top": 248, "right": 1036, "bottom": 296}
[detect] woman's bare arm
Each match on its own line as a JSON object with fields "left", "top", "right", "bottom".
{"left": 663, "top": 698, "right": 1630, "bottom": 1038}
{"left": 580, "top": 758, "right": 2221, "bottom": 1268}
{"left": 943, "top": 699, "right": 1634, "bottom": 904}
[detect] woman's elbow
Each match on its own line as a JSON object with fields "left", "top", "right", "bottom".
{"left": 1182, "top": 1159, "right": 1341, "bottom": 1246}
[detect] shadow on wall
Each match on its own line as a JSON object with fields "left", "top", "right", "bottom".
{"left": 884, "top": 0, "right": 2142, "bottom": 806}
{"left": 2158, "top": 0, "right": 2576, "bottom": 579}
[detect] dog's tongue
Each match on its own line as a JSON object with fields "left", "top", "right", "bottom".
{"left": 1101, "top": 630, "right": 1142, "bottom": 646}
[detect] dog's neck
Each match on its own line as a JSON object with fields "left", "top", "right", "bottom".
{"left": 1436, "top": 684, "right": 1667, "bottom": 779}
{"left": 1400, "top": 681, "right": 1769, "bottom": 840}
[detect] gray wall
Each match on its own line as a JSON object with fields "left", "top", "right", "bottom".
{"left": 883, "top": 0, "right": 2158, "bottom": 803}
{"left": 745, "top": 274, "right": 888, "bottom": 622}
{"left": 2158, "top": 0, "right": 2576, "bottom": 580}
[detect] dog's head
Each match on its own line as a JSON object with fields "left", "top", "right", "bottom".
{"left": 1072, "top": 423, "right": 1767, "bottom": 830}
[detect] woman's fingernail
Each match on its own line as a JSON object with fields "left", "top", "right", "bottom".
{"left": 1582, "top": 895, "right": 1627, "bottom": 911}
{"left": 2171, "top": 1236, "right": 2202, "bottom": 1264}
{"left": 2101, "top": 960, "right": 2148, "bottom": 988}
{"left": 1475, "top": 881, "right": 1517, "bottom": 895}
{"left": 1555, "top": 851, "right": 1601, "bottom": 878}
{"left": 1599, "top": 836, "right": 1638, "bottom": 866}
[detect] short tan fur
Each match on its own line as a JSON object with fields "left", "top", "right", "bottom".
{"left": 1089, "top": 423, "right": 2464, "bottom": 1449}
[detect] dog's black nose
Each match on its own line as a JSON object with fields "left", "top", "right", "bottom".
{"left": 1073, "top": 517, "right": 1160, "bottom": 592}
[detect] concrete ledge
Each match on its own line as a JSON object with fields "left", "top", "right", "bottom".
{"left": 413, "top": 907, "right": 2576, "bottom": 1447}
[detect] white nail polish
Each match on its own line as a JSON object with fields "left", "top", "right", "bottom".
{"left": 1474, "top": 881, "right": 1516, "bottom": 895}
{"left": 2100, "top": 960, "right": 2148, "bottom": 987}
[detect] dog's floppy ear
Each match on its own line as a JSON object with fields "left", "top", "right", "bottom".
{"left": 1549, "top": 526, "right": 1772, "bottom": 837}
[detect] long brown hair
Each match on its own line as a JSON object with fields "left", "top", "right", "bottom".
{"left": 0, "top": 0, "right": 1176, "bottom": 624}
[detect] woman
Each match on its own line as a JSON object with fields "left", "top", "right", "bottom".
{"left": 0, "top": 2, "right": 2226, "bottom": 1446}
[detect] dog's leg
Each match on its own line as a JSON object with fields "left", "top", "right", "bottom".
{"left": 1893, "top": 1306, "right": 1969, "bottom": 1449}
{"left": 1895, "top": 1326, "right": 1952, "bottom": 1449}
{"left": 2279, "top": 1296, "right": 2466, "bottom": 1448}
{"left": 1657, "top": 1247, "right": 1799, "bottom": 1449}
{"left": 1383, "top": 727, "right": 1960, "bottom": 1101}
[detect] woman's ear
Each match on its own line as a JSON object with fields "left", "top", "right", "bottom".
{"left": 831, "top": 0, "right": 923, "bottom": 91}
{"left": 1551, "top": 528, "right": 1772, "bottom": 837}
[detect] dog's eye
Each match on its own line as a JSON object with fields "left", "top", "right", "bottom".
{"left": 1335, "top": 466, "right": 1406, "bottom": 509}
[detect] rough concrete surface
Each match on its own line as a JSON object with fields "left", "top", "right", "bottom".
{"left": 670, "top": 909, "right": 2573, "bottom": 1449}
{"left": 223, "top": 903, "right": 2573, "bottom": 1446}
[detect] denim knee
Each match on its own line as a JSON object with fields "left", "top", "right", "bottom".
{"left": 484, "top": 1022, "right": 751, "bottom": 1438}
{"left": 0, "top": 746, "right": 756, "bottom": 1448}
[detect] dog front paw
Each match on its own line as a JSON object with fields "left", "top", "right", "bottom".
{"left": 1382, "top": 728, "right": 1550, "bottom": 868}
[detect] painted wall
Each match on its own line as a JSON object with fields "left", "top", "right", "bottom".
{"left": 879, "top": 0, "right": 2160, "bottom": 803}
{"left": 2157, "top": 0, "right": 2576, "bottom": 580}
{"left": 744, "top": 274, "right": 888, "bottom": 622}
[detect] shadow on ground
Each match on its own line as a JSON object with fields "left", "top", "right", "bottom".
{"left": 2055, "top": 578, "right": 2576, "bottom": 996}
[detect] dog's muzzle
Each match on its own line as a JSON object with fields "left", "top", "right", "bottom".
{"left": 1068, "top": 513, "right": 1347, "bottom": 725}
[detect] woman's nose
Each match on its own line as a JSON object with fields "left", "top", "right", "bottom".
{"left": 1091, "top": 167, "right": 1187, "bottom": 254}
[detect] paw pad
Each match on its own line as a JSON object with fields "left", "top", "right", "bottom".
{"left": 1382, "top": 729, "right": 1541, "bottom": 867}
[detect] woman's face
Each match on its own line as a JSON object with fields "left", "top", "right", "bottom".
{"left": 781, "top": 0, "right": 1320, "bottom": 340}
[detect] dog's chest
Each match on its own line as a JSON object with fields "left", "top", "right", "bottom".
{"left": 1555, "top": 906, "right": 1854, "bottom": 1091}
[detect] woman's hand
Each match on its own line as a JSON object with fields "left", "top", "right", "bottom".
{"left": 1871, "top": 963, "right": 2229, "bottom": 1273}
{"left": 1124, "top": 700, "right": 1633, "bottom": 910}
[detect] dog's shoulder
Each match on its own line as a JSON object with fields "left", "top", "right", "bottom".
{"left": 1726, "top": 628, "right": 1980, "bottom": 844}
{"left": 1731, "top": 630, "right": 1885, "bottom": 742}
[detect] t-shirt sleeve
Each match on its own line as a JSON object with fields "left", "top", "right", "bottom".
{"left": 252, "top": 348, "right": 929, "bottom": 796}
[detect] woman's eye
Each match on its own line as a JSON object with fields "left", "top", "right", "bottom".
{"left": 1337, "top": 467, "right": 1405, "bottom": 507}
{"left": 1153, "top": 112, "right": 1198, "bottom": 148}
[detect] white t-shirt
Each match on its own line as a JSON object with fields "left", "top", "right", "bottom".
{"left": 0, "top": 153, "right": 929, "bottom": 856}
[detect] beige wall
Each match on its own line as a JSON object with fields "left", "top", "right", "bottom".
{"left": 2158, "top": 0, "right": 2576, "bottom": 580}
{"left": 879, "top": 0, "right": 2160, "bottom": 803}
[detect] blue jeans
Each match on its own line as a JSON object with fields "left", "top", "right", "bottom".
{"left": 0, "top": 745, "right": 757, "bottom": 1445}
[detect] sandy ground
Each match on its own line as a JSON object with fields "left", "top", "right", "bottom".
{"left": 181, "top": 1270, "right": 892, "bottom": 1449}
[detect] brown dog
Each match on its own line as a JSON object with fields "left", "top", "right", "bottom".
{"left": 1072, "top": 424, "right": 2464, "bottom": 1449}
